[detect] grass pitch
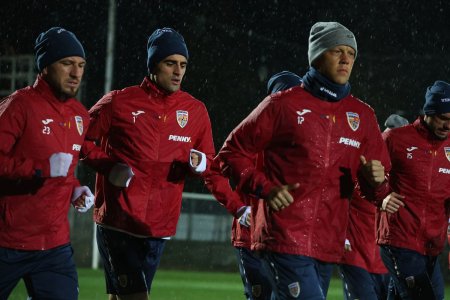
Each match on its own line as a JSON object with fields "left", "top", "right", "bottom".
{"left": 7, "top": 268, "right": 450, "bottom": 299}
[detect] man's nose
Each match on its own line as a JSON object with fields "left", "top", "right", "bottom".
{"left": 71, "top": 65, "right": 84, "bottom": 77}
{"left": 339, "top": 53, "right": 350, "bottom": 64}
{"left": 173, "top": 64, "right": 182, "bottom": 74}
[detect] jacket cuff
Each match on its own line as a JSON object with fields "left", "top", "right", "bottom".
{"left": 34, "top": 159, "right": 51, "bottom": 178}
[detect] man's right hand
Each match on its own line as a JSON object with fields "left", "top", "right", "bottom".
{"left": 49, "top": 152, "right": 73, "bottom": 177}
{"left": 381, "top": 192, "right": 405, "bottom": 213}
{"left": 359, "top": 155, "right": 386, "bottom": 187}
{"left": 266, "top": 183, "right": 300, "bottom": 211}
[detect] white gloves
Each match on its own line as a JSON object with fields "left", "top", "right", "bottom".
{"left": 49, "top": 153, "right": 73, "bottom": 177}
{"left": 71, "top": 186, "right": 95, "bottom": 213}
{"left": 108, "top": 163, "right": 134, "bottom": 187}
{"left": 190, "top": 149, "right": 206, "bottom": 174}
{"left": 238, "top": 206, "right": 251, "bottom": 227}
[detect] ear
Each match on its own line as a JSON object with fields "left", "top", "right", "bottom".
{"left": 311, "top": 56, "right": 323, "bottom": 71}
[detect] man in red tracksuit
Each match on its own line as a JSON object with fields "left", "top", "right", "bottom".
{"left": 340, "top": 114, "right": 409, "bottom": 300}
{"left": 378, "top": 81, "right": 450, "bottom": 300}
{"left": 82, "top": 27, "right": 243, "bottom": 300}
{"left": 0, "top": 27, "right": 94, "bottom": 300}
{"left": 218, "top": 22, "right": 390, "bottom": 299}
{"left": 230, "top": 71, "right": 303, "bottom": 300}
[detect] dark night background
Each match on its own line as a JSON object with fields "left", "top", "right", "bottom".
{"left": 1, "top": 1, "right": 450, "bottom": 191}
{"left": 2, "top": 0, "right": 450, "bottom": 279}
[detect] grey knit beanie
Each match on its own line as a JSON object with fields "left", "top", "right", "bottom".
{"left": 308, "top": 22, "right": 357, "bottom": 66}
{"left": 384, "top": 114, "right": 409, "bottom": 130}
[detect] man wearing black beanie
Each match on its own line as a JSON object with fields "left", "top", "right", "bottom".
{"left": 376, "top": 81, "right": 450, "bottom": 299}
{"left": 81, "top": 27, "right": 244, "bottom": 300}
{"left": 0, "top": 27, "right": 94, "bottom": 299}
{"left": 218, "top": 21, "right": 391, "bottom": 299}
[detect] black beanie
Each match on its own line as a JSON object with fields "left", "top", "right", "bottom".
{"left": 34, "top": 27, "right": 85, "bottom": 72}
{"left": 267, "top": 71, "right": 302, "bottom": 94}
{"left": 147, "top": 27, "right": 189, "bottom": 72}
{"left": 423, "top": 81, "right": 450, "bottom": 115}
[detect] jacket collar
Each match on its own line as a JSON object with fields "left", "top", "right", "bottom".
{"left": 414, "top": 116, "right": 447, "bottom": 144}
{"left": 33, "top": 75, "right": 77, "bottom": 105}
{"left": 140, "top": 76, "right": 182, "bottom": 101}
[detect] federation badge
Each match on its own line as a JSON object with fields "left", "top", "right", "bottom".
{"left": 176, "top": 110, "right": 188, "bottom": 128}
{"left": 346, "top": 112, "right": 360, "bottom": 131}
{"left": 252, "top": 285, "right": 262, "bottom": 298}
{"left": 288, "top": 281, "right": 300, "bottom": 298}
{"left": 75, "top": 116, "right": 83, "bottom": 135}
{"left": 118, "top": 274, "right": 128, "bottom": 288}
{"left": 445, "top": 147, "right": 450, "bottom": 162}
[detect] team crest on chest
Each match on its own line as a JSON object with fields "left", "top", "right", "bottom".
{"left": 176, "top": 110, "right": 188, "bottom": 128}
{"left": 288, "top": 282, "right": 300, "bottom": 298}
{"left": 444, "top": 147, "right": 450, "bottom": 162}
{"left": 75, "top": 116, "right": 83, "bottom": 135}
{"left": 346, "top": 112, "right": 360, "bottom": 131}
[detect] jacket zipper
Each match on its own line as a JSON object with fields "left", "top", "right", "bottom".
{"left": 157, "top": 102, "right": 168, "bottom": 161}
{"left": 309, "top": 113, "right": 334, "bottom": 254}
{"left": 421, "top": 148, "right": 435, "bottom": 249}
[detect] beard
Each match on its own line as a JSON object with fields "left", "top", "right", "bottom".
{"left": 44, "top": 73, "right": 79, "bottom": 101}
{"left": 51, "top": 79, "right": 79, "bottom": 101}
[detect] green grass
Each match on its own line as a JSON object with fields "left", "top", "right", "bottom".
{"left": 7, "top": 268, "right": 450, "bottom": 299}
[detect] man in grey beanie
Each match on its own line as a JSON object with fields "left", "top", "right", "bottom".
{"left": 0, "top": 27, "right": 93, "bottom": 300}
{"left": 218, "top": 21, "right": 390, "bottom": 299}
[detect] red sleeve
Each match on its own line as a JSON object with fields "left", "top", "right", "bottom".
{"left": 0, "top": 96, "right": 50, "bottom": 178}
{"left": 80, "top": 94, "right": 115, "bottom": 174}
{"left": 218, "top": 96, "right": 277, "bottom": 199}
{"left": 192, "top": 104, "right": 216, "bottom": 173}
{"left": 203, "top": 156, "right": 245, "bottom": 216}
{"left": 357, "top": 111, "right": 392, "bottom": 205}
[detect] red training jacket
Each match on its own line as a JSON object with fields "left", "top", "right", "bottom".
{"left": 219, "top": 86, "right": 390, "bottom": 263}
{"left": 341, "top": 192, "right": 388, "bottom": 274}
{"left": 0, "top": 76, "right": 88, "bottom": 250}
{"left": 377, "top": 117, "right": 450, "bottom": 256}
{"left": 83, "top": 77, "right": 242, "bottom": 237}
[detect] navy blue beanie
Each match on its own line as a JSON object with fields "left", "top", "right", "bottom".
{"left": 267, "top": 71, "right": 302, "bottom": 94}
{"left": 423, "top": 81, "right": 450, "bottom": 115}
{"left": 34, "top": 27, "right": 85, "bottom": 72}
{"left": 147, "top": 27, "right": 189, "bottom": 72}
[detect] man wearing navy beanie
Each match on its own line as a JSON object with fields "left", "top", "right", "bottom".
{"left": 0, "top": 27, "right": 93, "bottom": 299}
{"left": 147, "top": 27, "right": 189, "bottom": 73}
{"left": 423, "top": 81, "right": 450, "bottom": 119}
{"left": 83, "top": 27, "right": 243, "bottom": 299}
{"left": 377, "top": 80, "right": 450, "bottom": 299}
{"left": 145, "top": 27, "right": 189, "bottom": 93}
{"left": 35, "top": 27, "right": 86, "bottom": 72}
{"left": 34, "top": 27, "right": 86, "bottom": 100}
